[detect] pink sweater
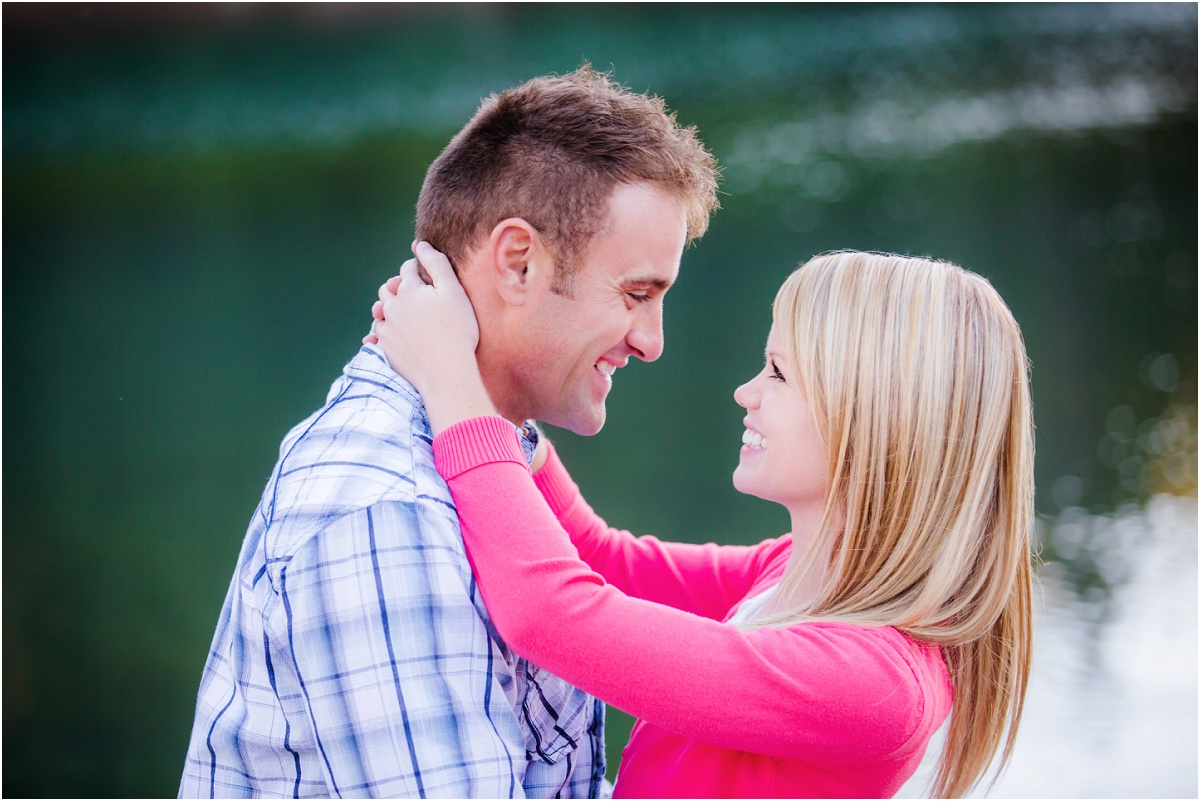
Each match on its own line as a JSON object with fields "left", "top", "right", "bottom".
{"left": 434, "top": 417, "right": 952, "bottom": 799}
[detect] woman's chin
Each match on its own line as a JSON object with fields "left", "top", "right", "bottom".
{"left": 733, "top": 466, "right": 782, "bottom": 507}
{"left": 731, "top": 465, "right": 756, "bottom": 497}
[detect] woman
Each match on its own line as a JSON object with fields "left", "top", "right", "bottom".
{"left": 370, "top": 244, "right": 1033, "bottom": 798}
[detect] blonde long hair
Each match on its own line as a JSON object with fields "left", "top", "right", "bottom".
{"left": 748, "top": 252, "right": 1034, "bottom": 798}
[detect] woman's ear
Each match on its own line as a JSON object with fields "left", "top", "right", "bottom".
{"left": 487, "top": 218, "right": 553, "bottom": 306}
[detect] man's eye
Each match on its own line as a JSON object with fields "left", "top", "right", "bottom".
{"left": 627, "top": 292, "right": 651, "bottom": 303}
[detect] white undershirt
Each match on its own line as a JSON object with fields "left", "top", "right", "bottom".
{"left": 727, "top": 583, "right": 780, "bottom": 625}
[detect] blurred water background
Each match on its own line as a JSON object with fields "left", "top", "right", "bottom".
{"left": 4, "top": 4, "right": 1196, "bottom": 797}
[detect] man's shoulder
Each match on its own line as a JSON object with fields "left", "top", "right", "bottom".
{"left": 257, "top": 350, "right": 457, "bottom": 560}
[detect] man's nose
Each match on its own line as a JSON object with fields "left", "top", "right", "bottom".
{"left": 627, "top": 304, "right": 665, "bottom": 362}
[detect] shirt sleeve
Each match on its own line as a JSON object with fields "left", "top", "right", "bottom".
{"left": 435, "top": 418, "right": 937, "bottom": 763}
{"left": 269, "top": 500, "right": 528, "bottom": 798}
{"left": 532, "top": 440, "right": 782, "bottom": 620}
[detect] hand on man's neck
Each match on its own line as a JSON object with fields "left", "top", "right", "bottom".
{"left": 456, "top": 258, "right": 526, "bottom": 428}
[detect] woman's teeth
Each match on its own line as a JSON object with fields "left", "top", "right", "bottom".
{"left": 742, "top": 429, "right": 767, "bottom": 450}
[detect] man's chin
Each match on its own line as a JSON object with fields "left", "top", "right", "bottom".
{"left": 572, "top": 421, "right": 605, "bottom": 437}
{"left": 545, "top": 406, "right": 606, "bottom": 437}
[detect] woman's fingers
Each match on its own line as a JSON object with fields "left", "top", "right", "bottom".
{"left": 370, "top": 244, "right": 454, "bottom": 347}
{"left": 377, "top": 273, "right": 402, "bottom": 300}
{"left": 380, "top": 261, "right": 417, "bottom": 304}
{"left": 398, "top": 257, "right": 422, "bottom": 287}
{"left": 414, "top": 241, "right": 456, "bottom": 288}
{"left": 367, "top": 245, "right": 448, "bottom": 347}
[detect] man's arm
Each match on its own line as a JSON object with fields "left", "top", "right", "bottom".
{"left": 269, "top": 500, "right": 527, "bottom": 798}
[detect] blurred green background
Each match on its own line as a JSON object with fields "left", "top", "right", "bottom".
{"left": 4, "top": 4, "right": 1196, "bottom": 797}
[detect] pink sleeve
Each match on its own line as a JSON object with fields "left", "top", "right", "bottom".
{"left": 531, "top": 441, "right": 779, "bottom": 620}
{"left": 435, "top": 417, "right": 940, "bottom": 762}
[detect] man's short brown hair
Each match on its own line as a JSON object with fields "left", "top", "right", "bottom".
{"left": 416, "top": 66, "right": 720, "bottom": 290}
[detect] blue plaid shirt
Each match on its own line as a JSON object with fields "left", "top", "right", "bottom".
{"left": 180, "top": 346, "right": 605, "bottom": 798}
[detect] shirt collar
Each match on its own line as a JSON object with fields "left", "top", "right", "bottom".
{"left": 347, "top": 345, "right": 422, "bottom": 403}
{"left": 350, "top": 345, "right": 537, "bottom": 467}
{"left": 516, "top": 422, "right": 539, "bottom": 466}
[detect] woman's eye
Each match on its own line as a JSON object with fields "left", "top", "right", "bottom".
{"left": 770, "top": 361, "right": 785, "bottom": 382}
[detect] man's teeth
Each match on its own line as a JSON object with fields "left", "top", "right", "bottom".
{"left": 596, "top": 361, "right": 616, "bottom": 378}
{"left": 741, "top": 429, "right": 767, "bottom": 450}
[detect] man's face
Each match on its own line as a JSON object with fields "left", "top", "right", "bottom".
{"left": 510, "top": 182, "right": 688, "bottom": 435}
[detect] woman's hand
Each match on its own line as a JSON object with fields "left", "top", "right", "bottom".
{"left": 370, "top": 242, "right": 499, "bottom": 435}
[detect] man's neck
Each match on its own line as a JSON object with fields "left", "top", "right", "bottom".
{"left": 458, "top": 252, "right": 543, "bottom": 430}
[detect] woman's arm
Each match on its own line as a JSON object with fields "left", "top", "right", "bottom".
{"left": 533, "top": 440, "right": 787, "bottom": 620}
{"left": 437, "top": 417, "right": 945, "bottom": 763}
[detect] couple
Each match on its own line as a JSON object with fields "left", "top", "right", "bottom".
{"left": 181, "top": 68, "right": 1033, "bottom": 799}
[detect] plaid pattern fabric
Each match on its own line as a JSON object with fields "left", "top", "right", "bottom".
{"left": 180, "top": 346, "right": 604, "bottom": 798}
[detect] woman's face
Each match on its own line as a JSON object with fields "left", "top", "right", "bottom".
{"left": 732, "top": 325, "right": 829, "bottom": 515}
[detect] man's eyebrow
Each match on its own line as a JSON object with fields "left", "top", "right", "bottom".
{"left": 621, "top": 277, "right": 673, "bottom": 291}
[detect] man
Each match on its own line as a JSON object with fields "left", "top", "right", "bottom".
{"left": 180, "top": 67, "right": 719, "bottom": 798}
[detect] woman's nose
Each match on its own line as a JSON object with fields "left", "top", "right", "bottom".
{"left": 734, "top": 377, "right": 757, "bottom": 409}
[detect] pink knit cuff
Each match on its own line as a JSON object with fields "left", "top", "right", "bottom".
{"left": 433, "top": 416, "right": 528, "bottom": 480}
{"left": 531, "top": 442, "right": 579, "bottom": 516}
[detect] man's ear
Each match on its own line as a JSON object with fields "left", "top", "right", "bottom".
{"left": 486, "top": 218, "right": 553, "bottom": 306}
